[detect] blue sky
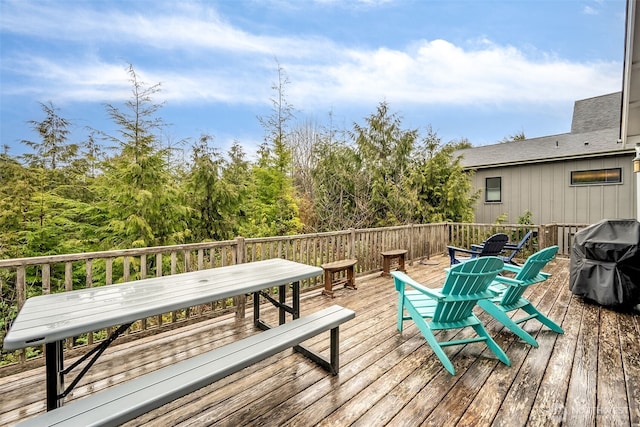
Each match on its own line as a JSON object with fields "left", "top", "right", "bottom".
{"left": 0, "top": 0, "right": 628, "bottom": 160}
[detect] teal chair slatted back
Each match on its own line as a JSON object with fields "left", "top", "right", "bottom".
{"left": 434, "top": 257, "right": 504, "bottom": 323}
{"left": 499, "top": 246, "right": 559, "bottom": 307}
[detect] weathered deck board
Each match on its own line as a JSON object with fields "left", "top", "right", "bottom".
{"left": 1, "top": 256, "right": 639, "bottom": 427}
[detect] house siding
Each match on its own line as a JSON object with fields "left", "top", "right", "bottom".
{"left": 470, "top": 153, "right": 636, "bottom": 224}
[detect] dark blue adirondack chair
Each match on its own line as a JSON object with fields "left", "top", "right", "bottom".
{"left": 499, "top": 230, "right": 533, "bottom": 265}
{"left": 478, "top": 246, "right": 562, "bottom": 347}
{"left": 447, "top": 233, "right": 509, "bottom": 266}
{"left": 473, "top": 230, "right": 534, "bottom": 265}
{"left": 392, "top": 257, "right": 511, "bottom": 375}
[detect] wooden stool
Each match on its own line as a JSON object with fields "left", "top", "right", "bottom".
{"left": 381, "top": 249, "right": 408, "bottom": 277}
{"left": 320, "top": 259, "right": 358, "bottom": 297}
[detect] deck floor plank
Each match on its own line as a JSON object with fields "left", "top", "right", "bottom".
{"left": 618, "top": 312, "right": 640, "bottom": 426}
{"left": 597, "top": 306, "right": 631, "bottom": 426}
{"left": 526, "top": 279, "right": 580, "bottom": 425}
{"left": 565, "top": 297, "right": 600, "bottom": 426}
{"left": 2, "top": 256, "right": 640, "bottom": 427}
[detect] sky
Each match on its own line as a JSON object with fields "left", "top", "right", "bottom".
{"left": 0, "top": 0, "right": 629, "bottom": 160}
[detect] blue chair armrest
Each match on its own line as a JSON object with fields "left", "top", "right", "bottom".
{"left": 447, "top": 246, "right": 482, "bottom": 256}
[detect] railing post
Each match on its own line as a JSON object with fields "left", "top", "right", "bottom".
{"left": 408, "top": 224, "right": 414, "bottom": 266}
{"left": 349, "top": 228, "right": 355, "bottom": 260}
{"left": 15, "top": 266, "right": 26, "bottom": 363}
{"left": 234, "top": 237, "right": 246, "bottom": 320}
{"left": 539, "top": 224, "right": 558, "bottom": 250}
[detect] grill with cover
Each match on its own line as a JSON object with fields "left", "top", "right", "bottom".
{"left": 569, "top": 219, "right": 640, "bottom": 309}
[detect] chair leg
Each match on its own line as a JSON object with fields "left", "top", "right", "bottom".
{"left": 420, "top": 323, "right": 457, "bottom": 375}
{"left": 397, "top": 295, "right": 405, "bottom": 332}
{"left": 470, "top": 321, "right": 511, "bottom": 366}
{"left": 405, "top": 304, "right": 456, "bottom": 374}
{"left": 521, "top": 303, "right": 564, "bottom": 334}
{"left": 478, "top": 300, "right": 539, "bottom": 347}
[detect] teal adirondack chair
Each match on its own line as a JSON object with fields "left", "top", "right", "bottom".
{"left": 477, "top": 246, "right": 562, "bottom": 347}
{"left": 392, "top": 257, "right": 511, "bottom": 375}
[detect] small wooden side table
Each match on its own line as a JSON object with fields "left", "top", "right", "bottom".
{"left": 320, "top": 259, "right": 358, "bottom": 297}
{"left": 381, "top": 249, "right": 408, "bottom": 277}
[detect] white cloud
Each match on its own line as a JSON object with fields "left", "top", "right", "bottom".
{"left": 0, "top": 0, "right": 622, "bottom": 114}
{"left": 0, "top": 0, "right": 339, "bottom": 59}
{"left": 583, "top": 5, "right": 599, "bottom": 15}
{"left": 284, "top": 39, "right": 620, "bottom": 110}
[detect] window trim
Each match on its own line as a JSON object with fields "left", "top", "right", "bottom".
{"left": 485, "top": 176, "right": 502, "bottom": 203}
{"left": 570, "top": 168, "right": 622, "bottom": 186}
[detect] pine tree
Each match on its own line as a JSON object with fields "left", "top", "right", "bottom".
{"left": 351, "top": 102, "right": 417, "bottom": 227}
{"left": 410, "top": 130, "right": 477, "bottom": 223}
{"left": 245, "top": 61, "right": 302, "bottom": 237}
{"left": 94, "top": 65, "right": 187, "bottom": 248}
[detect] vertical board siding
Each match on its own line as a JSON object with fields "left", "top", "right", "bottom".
{"left": 471, "top": 154, "right": 635, "bottom": 225}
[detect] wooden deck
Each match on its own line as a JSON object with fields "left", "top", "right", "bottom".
{"left": 1, "top": 255, "right": 639, "bottom": 426}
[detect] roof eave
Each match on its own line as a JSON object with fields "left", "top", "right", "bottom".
{"left": 461, "top": 148, "right": 637, "bottom": 170}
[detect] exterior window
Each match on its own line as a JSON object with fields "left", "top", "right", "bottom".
{"left": 571, "top": 168, "right": 622, "bottom": 185}
{"left": 485, "top": 177, "right": 501, "bottom": 202}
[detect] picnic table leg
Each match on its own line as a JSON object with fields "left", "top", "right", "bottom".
{"left": 292, "top": 281, "right": 300, "bottom": 319}
{"left": 279, "top": 284, "right": 286, "bottom": 325}
{"left": 253, "top": 291, "right": 261, "bottom": 328}
{"left": 45, "top": 341, "right": 64, "bottom": 410}
{"left": 330, "top": 327, "right": 340, "bottom": 374}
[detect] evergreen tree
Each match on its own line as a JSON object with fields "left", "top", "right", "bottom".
{"left": 185, "top": 134, "right": 236, "bottom": 241}
{"left": 93, "top": 65, "right": 188, "bottom": 248}
{"left": 0, "top": 154, "right": 33, "bottom": 258}
{"left": 14, "top": 102, "right": 97, "bottom": 257}
{"left": 410, "top": 130, "right": 477, "bottom": 222}
{"left": 222, "top": 141, "right": 251, "bottom": 236}
{"left": 351, "top": 102, "right": 417, "bottom": 226}
{"left": 21, "top": 101, "right": 78, "bottom": 172}
{"left": 245, "top": 61, "right": 302, "bottom": 237}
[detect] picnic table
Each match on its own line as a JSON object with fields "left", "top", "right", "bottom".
{"left": 3, "top": 258, "right": 338, "bottom": 415}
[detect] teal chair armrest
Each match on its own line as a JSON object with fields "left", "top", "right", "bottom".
{"left": 391, "top": 271, "right": 444, "bottom": 300}
{"left": 493, "top": 275, "right": 524, "bottom": 286}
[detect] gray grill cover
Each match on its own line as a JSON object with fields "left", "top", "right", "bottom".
{"left": 569, "top": 219, "right": 640, "bottom": 308}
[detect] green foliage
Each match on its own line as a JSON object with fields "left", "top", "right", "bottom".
{"left": 184, "top": 135, "right": 244, "bottom": 241}
{"left": 243, "top": 62, "right": 302, "bottom": 237}
{"left": 518, "top": 210, "right": 534, "bottom": 225}
{"left": 494, "top": 213, "right": 509, "bottom": 224}
{"left": 410, "top": 130, "right": 477, "bottom": 223}
{"left": 21, "top": 101, "right": 77, "bottom": 171}
{"left": 1, "top": 64, "right": 482, "bottom": 253}
{"left": 351, "top": 102, "right": 418, "bottom": 227}
{"left": 93, "top": 65, "right": 188, "bottom": 248}
{"left": 500, "top": 130, "right": 526, "bottom": 143}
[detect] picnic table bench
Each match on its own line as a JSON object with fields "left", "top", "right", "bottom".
{"left": 16, "top": 305, "right": 355, "bottom": 427}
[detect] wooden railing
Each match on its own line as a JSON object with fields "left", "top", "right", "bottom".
{"left": 0, "top": 222, "right": 582, "bottom": 368}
